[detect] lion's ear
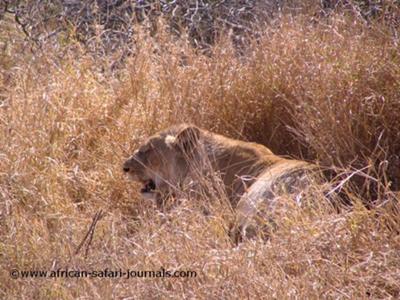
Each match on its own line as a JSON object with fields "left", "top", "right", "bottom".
{"left": 175, "top": 125, "right": 201, "bottom": 155}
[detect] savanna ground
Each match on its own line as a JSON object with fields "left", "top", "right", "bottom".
{"left": 1, "top": 1, "right": 400, "bottom": 299}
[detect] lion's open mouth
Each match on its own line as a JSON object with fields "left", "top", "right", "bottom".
{"left": 140, "top": 179, "right": 156, "bottom": 193}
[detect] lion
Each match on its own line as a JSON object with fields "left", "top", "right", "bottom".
{"left": 123, "top": 124, "right": 322, "bottom": 241}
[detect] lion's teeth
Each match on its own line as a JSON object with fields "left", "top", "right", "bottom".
{"left": 140, "top": 180, "right": 156, "bottom": 193}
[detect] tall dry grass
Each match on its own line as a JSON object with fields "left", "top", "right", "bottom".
{"left": 1, "top": 9, "right": 400, "bottom": 299}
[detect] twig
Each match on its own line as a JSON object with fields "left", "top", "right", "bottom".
{"left": 75, "top": 209, "right": 104, "bottom": 258}
{"left": 325, "top": 166, "right": 376, "bottom": 197}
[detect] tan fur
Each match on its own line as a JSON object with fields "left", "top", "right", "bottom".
{"left": 123, "top": 124, "right": 320, "bottom": 241}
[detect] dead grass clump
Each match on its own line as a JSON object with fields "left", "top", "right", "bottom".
{"left": 1, "top": 10, "right": 400, "bottom": 299}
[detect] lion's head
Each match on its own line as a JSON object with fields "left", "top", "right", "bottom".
{"left": 123, "top": 124, "right": 201, "bottom": 202}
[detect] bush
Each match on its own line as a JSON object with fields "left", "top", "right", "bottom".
{"left": 1, "top": 3, "right": 400, "bottom": 299}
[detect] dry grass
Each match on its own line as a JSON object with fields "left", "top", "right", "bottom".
{"left": 1, "top": 10, "right": 400, "bottom": 299}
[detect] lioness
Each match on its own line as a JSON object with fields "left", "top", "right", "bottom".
{"left": 123, "top": 124, "right": 321, "bottom": 241}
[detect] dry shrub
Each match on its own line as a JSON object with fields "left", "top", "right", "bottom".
{"left": 1, "top": 9, "right": 400, "bottom": 299}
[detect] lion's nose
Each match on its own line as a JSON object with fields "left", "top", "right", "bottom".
{"left": 123, "top": 166, "right": 130, "bottom": 173}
